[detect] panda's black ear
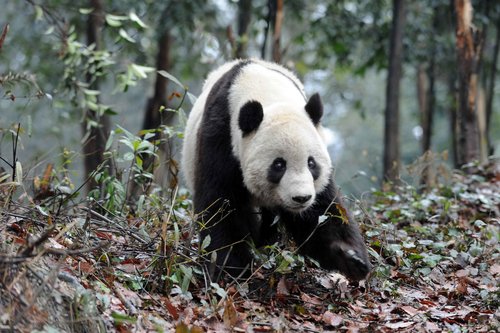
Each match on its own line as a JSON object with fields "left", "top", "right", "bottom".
{"left": 239, "top": 101, "right": 264, "bottom": 136}
{"left": 305, "top": 93, "right": 323, "bottom": 126}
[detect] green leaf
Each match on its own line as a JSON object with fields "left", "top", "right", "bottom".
{"left": 180, "top": 266, "right": 193, "bottom": 292}
{"left": 186, "top": 92, "right": 197, "bottom": 105}
{"left": 111, "top": 312, "right": 137, "bottom": 324}
{"left": 119, "top": 28, "right": 135, "bottom": 43}
{"left": 129, "top": 11, "right": 148, "bottom": 29}
{"left": 105, "top": 130, "right": 115, "bottom": 150}
{"left": 79, "top": 8, "right": 94, "bottom": 15}
{"left": 210, "top": 282, "right": 227, "bottom": 299}
{"left": 130, "top": 64, "right": 155, "bottom": 79}
{"left": 123, "top": 152, "right": 135, "bottom": 161}
{"left": 105, "top": 14, "right": 127, "bottom": 27}
{"left": 201, "top": 235, "right": 211, "bottom": 252}
{"left": 34, "top": 5, "right": 43, "bottom": 21}
{"left": 157, "top": 70, "right": 186, "bottom": 89}
{"left": 83, "top": 89, "right": 100, "bottom": 96}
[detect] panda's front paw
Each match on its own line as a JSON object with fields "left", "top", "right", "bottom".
{"left": 328, "top": 242, "right": 372, "bottom": 281}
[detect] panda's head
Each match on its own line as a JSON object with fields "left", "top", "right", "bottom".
{"left": 238, "top": 94, "right": 332, "bottom": 213}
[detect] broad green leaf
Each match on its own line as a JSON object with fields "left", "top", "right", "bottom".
{"left": 130, "top": 64, "right": 155, "bottom": 79}
{"left": 157, "top": 70, "right": 186, "bottom": 89}
{"left": 83, "top": 89, "right": 100, "bottom": 96}
{"left": 79, "top": 8, "right": 94, "bottom": 15}
{"left": 105, "top": 130, "right": 115, "bottom": 150}
{"left": 201, "top": 235, "right": 211, "bottom": 251}
{"left": 129, "top": 11, "right": 148, "bottom": 29}
{"left": 34, "top": 5, "right": 43, "bottom": 20}
{"left": 186, "top": 92, "right": 197, "bottom": 105}
{"left": 105, "top": 14, "right": 127, "bottom": 27}
{"left": 119, "top": 28, "right": 135, "bottom": 43}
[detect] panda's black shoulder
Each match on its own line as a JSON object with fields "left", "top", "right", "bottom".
{"left": 194, "top": 60, "right": 254, "bottom": 208}
{"left": 204, "top": 59, "right": 253, "bottom": 120}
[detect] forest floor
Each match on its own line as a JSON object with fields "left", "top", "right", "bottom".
{"left": 0, "top": 160, "right": 499, "bottom": 332}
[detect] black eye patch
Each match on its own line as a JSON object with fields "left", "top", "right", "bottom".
{"left": 308, "top": 156, "right": 321, "bottom": 180}
{"left": 267, "top": 157, "right": 286, "bottom": 184}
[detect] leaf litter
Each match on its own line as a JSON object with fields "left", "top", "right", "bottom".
{"left": 0, "top": 161, "right": 498, "bottom": 332}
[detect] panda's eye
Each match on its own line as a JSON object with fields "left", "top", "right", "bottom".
{"left": 268, "top": 158, "right": 287, "bottom": 184}
{"left": 308, "top": 157, "right": 317, "bottom": 170}
{"left": 308, "top": 156, "right": 321, "bottom": 180}
{"left": 272, "top": 158, "right": 286, "bottom": 172}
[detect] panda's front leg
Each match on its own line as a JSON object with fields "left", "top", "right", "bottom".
{"left": 197, "top": 198, "right": 256, "bottom": 279}
{"left": 281, "top": 180, "right": 372, "bottom": 281}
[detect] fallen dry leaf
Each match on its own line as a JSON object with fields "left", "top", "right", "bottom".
{"left": 223, "top": 298, "right": 239, "bottom": 328}
{"left": 400, "top": 305, "right": 420, "bottom": 316}
{"left": 322, "top": 311, "right": 343, "bottom": 327}
{"left": 385, "top": 321, "right": 415, "bottom": 329}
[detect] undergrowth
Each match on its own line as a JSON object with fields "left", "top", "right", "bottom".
{"left": 0, "top": 121, "right": 499, "bottom": 332}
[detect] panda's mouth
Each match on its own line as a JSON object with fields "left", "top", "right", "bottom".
{"left": 286, "top": 203, "right": 311, "bottom": 213}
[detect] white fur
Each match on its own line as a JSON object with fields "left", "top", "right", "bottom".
{"left": 182, "top": 59, "right": 332, "bottom": 212}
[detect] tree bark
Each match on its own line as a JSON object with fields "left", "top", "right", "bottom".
{"left": 383, "top": 0, "right": 406, "bottom": 183}
{"left": 142, "top": 31, "right": 172, "bottom": 132}
{"left": 82, "top": 0, "right": 110, "bottom": 192}
{"left": 485, "top": 18, "right": 500, "bottom": 156}
{"left": 417, "top": 64, "right": 429, "bottom": 150}
{"left": 454, "top": 0, "right": 483, "bottom": 169}
{"left": 261, "top": 0, "right": 274, "bottom": 59}
{"left": 448, "top": 73, "right": 459, "bottom": 167}
{"left": 272, "top": 0, "right": 283, "bottom": 63}
{"left": 235, "top": 0, "right": 252, "bottom": 59}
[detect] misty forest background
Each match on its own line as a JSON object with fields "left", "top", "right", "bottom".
{"left": 1, "top": 0, "right": 498, "bottom": 199}
{"left": 0, "top": 1, "right": 499, "bottom": 332}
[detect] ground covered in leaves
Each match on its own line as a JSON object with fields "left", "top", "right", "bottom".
{"left": 1, "top": 161, "right": 499, "bottom": 332}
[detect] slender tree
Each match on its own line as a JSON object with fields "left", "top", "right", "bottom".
{"left": 82, "top": 0, "right": 111, "bottom": 192}
{"left": 235, "top": 0, "right": 252, "bottom": 59}
{"left": 454, "top": 0, "right": 484, "bottom": 169}
{"left": 271, "top": 0, "right": 284, "bottom": 63}
{"left": 383, "top": 0, "right": 406, "bottom": 182}
{"left": 485, "top": 17, "right": 500, "bottom": 156}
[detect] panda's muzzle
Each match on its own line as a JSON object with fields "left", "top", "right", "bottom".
{"left": 292, "top": 195, "right": 312, "bottom": 204}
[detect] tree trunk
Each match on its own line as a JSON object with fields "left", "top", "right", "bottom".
{"left": 82, "top": 0, "right": 110, "bottom": 193}
{"left": 128, "top": 29, "right": 174, "bottom": 201}
{"left": 454, "top": 0, "right": 483, "bottom": 169}
{"left": 235, "top": 0, "right": 252, "bottom": 59}
{"left": 272, "top": 0, "right": 283, "bottom": 63}
{"left": 261, "top": 0, "right": 274, "bottom": 59}
{"left": 142, "top": 31, "right": 172, "bottom": 132}
{"left": 448, "top": 73, "right": 459, "bottom": 167}
{"left": 417, "top": 64, "right": 429, "bottom": 151}
{"left": 485, "top": 18, "right": 500, "bottom": 156}
{"left": 383, "top": 0, "right": 406, "bottom": 183}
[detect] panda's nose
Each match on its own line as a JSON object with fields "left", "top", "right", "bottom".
{"left": 292, "top": 195, "right": 312, "bottom": 204}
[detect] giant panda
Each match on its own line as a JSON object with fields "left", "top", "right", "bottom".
{"left": 182, "top": 59, "right": 371, "bottom": 281}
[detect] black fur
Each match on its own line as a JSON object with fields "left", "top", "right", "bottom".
{"left": 193, "top": 60, "right": 371, "bottom": 281}
{"left": 239, "top": 101, "right": 264, "bottom": 135}
{"left": 305, "top": 93, "right": 323, "bottom": 126}
{"left": 308, "top": 156, "right": 321, "bottom": 180}
{"left": 279, "top": 179, "right": 372, "bottom": 281}
{"left": 267, "top": 157, "right": 286, "bottom": 184}
{"left": 194, "top": 59, "right": 257, "bottom": 278}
